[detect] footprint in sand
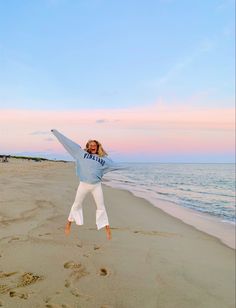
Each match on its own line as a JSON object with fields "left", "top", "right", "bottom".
{"left": 6, "top": 235, "right": 29, "bottom": 244}
{"left": 98, "top": 268, "right": 109, "bottom": 277}
{"left": 64, "top": 261, "right": 81, "bottom": 269}
{"left": 0, "top": 271, "right": 18, "bottom": 278}
{"left": 38, "top": 232, "right": 52, "bottom": 237}
{"left": 64, "top": 261, "right": 89, "bottom": 281}
{"left": 45, "top": 299, "right": 71, "bottom": 308}
{"left": 83, "top": 253, "right": 91, "bottom": 258}
{"left": 70, "top": 288, "right": 92, "bottom": 301}
{"left": 133, "top": 230, "right": 177, "bottom": 237}
{"left": 70, "top": 266, "right": 89, "bottom": 281}
{"left": 9, "top": 290, "right": 28, "bottom": 299}
{"left": 70, "top": 288, "right": 80, "bottom": 298}
{"left": 64, "top": 280, "right": 71, "bottom": 288}
{"left": 63, "top": 264, "right": 92, "bottom": 301}
{"left": 44, "top": 296, "right": 51, "bottom": 303}
{"left": 7, "top": 236, "right": 20, "bottom": 243}
{"left": 17, "top": 272, "right": 43, "bottom": 287}
{"left": 94, "top": 245, "right": 101, "bottom": 250}
{"left": 0, "top": 284, "right": 11, "bottom": 294}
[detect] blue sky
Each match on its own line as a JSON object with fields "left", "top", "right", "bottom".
{"left": 0, "top": 0, "right": 234, "bottom": 110}
{"left": 0, "top": 0, "right": 235, "bottom": 162}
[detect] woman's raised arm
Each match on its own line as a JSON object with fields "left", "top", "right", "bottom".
{"left": 51, "top": 129, "right": 83, "bottom": 159}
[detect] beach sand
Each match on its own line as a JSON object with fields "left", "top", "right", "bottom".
{"left": 0, "top": 159, "right": 235, "bottom": 308}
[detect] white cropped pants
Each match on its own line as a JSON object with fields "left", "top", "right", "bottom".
{"left": 68, "top": 182, "right": 109, "bottom": 230}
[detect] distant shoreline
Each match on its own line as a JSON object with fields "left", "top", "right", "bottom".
{"left": 0, "top": 154, "right": 68, "bottom": 163}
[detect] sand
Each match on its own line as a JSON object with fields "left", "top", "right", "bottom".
{"left": 0, "top": 159, "right": 235, "bottom": 308}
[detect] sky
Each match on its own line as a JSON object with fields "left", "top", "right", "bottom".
{"left": 0, "top": 0, "right": 235, "bottom": 162}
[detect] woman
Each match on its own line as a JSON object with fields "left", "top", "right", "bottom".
{"left": 51, "top": 129, "right": 124, "bottom": 240}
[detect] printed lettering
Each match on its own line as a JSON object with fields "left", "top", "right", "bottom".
{"left": 83, "top": 153, "right": 106, "bottom": 167}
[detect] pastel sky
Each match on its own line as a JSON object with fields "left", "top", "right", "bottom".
{"left": 0, "top": 0, "right": 235, "bottom": 162}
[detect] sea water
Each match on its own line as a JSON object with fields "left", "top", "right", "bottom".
{"left": 103, "top": 163, "right": 236, "bottom": 225}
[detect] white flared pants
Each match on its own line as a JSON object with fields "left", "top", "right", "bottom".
{"left": 68, "top": 182, "right": 109, "bottom": 230}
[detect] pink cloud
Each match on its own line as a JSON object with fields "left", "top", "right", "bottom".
{"left": 0, "top": 104, "right": 234, "bottom": 157}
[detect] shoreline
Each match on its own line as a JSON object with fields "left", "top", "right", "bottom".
{"left": 104, "top": 181, "right": 236, "bottom": 250}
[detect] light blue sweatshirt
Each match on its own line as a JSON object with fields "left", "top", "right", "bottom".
{"left": 51, "top": 129, "right": 124, "bottom": 184}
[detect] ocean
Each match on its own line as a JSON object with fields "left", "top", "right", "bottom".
{"left": 103, "top": 163, "right": 236, "bottom": 225}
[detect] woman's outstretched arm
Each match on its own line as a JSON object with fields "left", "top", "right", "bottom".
{"left": 51, "top": 129, "right": 83, "bottom": 159}
{"left": 103, "top": 158, "right": 128, "bottom": 174}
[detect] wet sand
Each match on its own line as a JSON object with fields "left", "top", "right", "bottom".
{"left": 0, "top": 159, "right": 235, "bottom": 308}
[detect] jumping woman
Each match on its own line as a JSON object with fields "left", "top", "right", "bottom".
{"left": 51, "top": 129, "right": 124, "bottom": 240}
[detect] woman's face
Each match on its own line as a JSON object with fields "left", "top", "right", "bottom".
{"left": 88, "top": 141, "right": 98, "bottom": 154}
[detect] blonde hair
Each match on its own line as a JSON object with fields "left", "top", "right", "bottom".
{"left": 85, "top": 140, "right": 108, "bottom": 157}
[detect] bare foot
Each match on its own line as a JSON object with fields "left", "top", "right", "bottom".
{"left": 105, "top": 225, "right": 111, "bottom": 240}
{"left": 65, "top": 221, "right": 72, "bottom": 236}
